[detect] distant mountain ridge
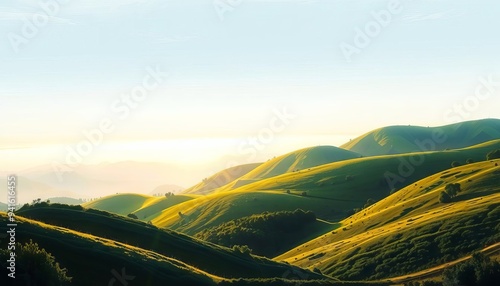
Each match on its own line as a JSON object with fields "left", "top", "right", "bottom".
{"left": 341, "top": 118, "right": 500, "bottom": 156}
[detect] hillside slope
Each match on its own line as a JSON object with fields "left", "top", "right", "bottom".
{"left": 183, "top": 163, "right": 261, "bottom": 195}
{"left": 152, "top": 140, "right": 500, "bottom": 235}
{"left": 341, "top": 118, "right": 500, "bottom": 156}
{"left": 276, "top": 159, "right": 500, "bottom": 280}
{"left": 216, "top": 146, "right": 362, "bottom": 192}
{"left": 0, "top": 213, "right": 219, "bottom": 286}
{"left": 16, "top": 204, "right": 320, "bottom": 280}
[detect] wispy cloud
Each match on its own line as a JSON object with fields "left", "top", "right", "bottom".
{"left": 402, "top": 10, "right": 465, "bottom": 23}
{"left": 0, "top": 6, "right": 75, "bottom": 24}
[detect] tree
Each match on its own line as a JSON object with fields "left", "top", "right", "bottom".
{"left": 301, "top": 191, "right": 308, "bottom": 197}
{"left": 444, "top": 183, "right": 461, "bottom": 198}
{"left": 466, "top": 158, "right": 474, "bottom": 164}
{"left": 127, "top": 213, "right": 138, "bottom": 219}
{"left": 0, "top": 240, "right": 72, "bottom": 285}
{"left": 442, "top": 252, "right": 500, "bottom": 286}
{"left": 487, "top": 149, "right": 500, "bottom": 160}
{"left": 439, "top": 191, "right": 452, "bottom": 203}
{"left": 451, "top": 161, "right": 461, "bottom": 168}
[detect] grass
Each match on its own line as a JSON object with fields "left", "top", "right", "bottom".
{"left": 183, "top": 163, "right": 262, "bottom": 195}
{"left": 0, "top": 213, "right": 219, "bottom": 286}
{"left": 150, "top": 140, "right": 500, "bottom": 237}
{"left": 276, "top": 159, "right": 500, "bottom": 280}
{"left": 15, "top": 204, "right": 325, "bottom": 280}
{"left": 340, "top": 118, "right": 500, "bottom": 156}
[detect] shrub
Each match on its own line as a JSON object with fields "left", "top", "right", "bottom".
{"left": 442, "top": 253, "right": 500, "bottom": 286}
{"left": 0, "top": 240, "right": 72, "bottom": 285}
{"left": 127, "top": 213, "right": 138, "bottom": 219}
{"left": 439, "top": 191, "right": 452, "bottom": 203}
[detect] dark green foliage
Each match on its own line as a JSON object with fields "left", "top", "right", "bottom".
{"left": 486, "top": 149, "right": 500, "bottom": 160}
{"left": 0, "top": 240, "right": 72, "bottom": 286}
{"left": 405, "top": 281, "right": 442, "bottom": 286}
{"left": 444, "top": 183, "right": 461, "bottom": 198}
{"left": 219, "top": 278, "right": 388, "bottom": 285}
{"left": 442, "top": 253, "right": 500, "bottom": 286}
{"left": 466, "top": 158, "right": 474, "bottom": 164}
{"left": 15, "top": 206, "right": 314, "bottom": 280}
{"left": 196, "top": 209, "right": 317, "bottom": 257}
{"left": 127, "top": 213, "right": 138, "bottom": 219}
{"left": 451, "top": 161, "right": 461, "bottom": 168}
{"left": 327, "top": 205, "right": 500, "bottom": 281}
{"left": 439, "top": 191, "right": 452, "bottom": 203}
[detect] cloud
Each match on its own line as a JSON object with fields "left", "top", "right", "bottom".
{"left": 0, "top": 6, "right": 75, "bottom": 24}
{"left": 402, "top": 10, "right": 465, "bottom": 23}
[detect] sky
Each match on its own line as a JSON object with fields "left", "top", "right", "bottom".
{"left": 1, "top": 0, "right": 500, "bottom": 187}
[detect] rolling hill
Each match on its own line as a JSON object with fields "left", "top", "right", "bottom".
{"left": 150, "top": 140, "right": 500, "bottom": 236}
{"left": 183, "top": 163, "right": 262, "bottom": 195}
{"left": 341, "top": 118, "right": 500, "bottom": 156}
{"left": 215, "top": 146, "right": 362, "bottom": 192}
{"left": 15, "top": 204, "right": 323, "bottom": 280}
{"left": 82, "top": 193, "right": 196, "bottom": 221}
{"left": 276, "top": 159, "right": 500, "bottom": 281}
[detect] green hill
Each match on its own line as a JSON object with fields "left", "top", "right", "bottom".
{"left": 15, "top": 204, "right": 323, "bottom": 280}
{"left": 183, "top": 163, "right": 261, "bottom": 195}
{"left": 0, "top": 212, "right": 219, "bottom": 286}
{"left": 152, "top": 140, "right": 500, "bottom": 235}
{"left": 216, "top": 146, "right": 362, "bottom": 192}
{"left": 341, "top": 118, "right": 500, "bottom": 156}
{"left": 82, "top": 193, "right": 195, "bottom": 221}
{"left": 277, "top": 159, "right": 500, "bottom": 281}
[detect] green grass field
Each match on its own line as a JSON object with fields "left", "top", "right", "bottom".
{"left": 276, "top": 159, "right": 500, "bottom": 280}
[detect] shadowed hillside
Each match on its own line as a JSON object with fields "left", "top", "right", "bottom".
{"left": 277, "top": 159, "right": 500, "bottom": 281}
{"left": 341, "top": 118, "right": 500, "bottom": 156}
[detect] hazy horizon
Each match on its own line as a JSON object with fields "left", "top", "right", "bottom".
{"left": 2, "top": 0, "right": 500, "bottom": 201}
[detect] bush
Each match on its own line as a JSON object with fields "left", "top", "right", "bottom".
{"left": 444, "top": 183, "right": 461, "bottom": 198}
{"left": 439, "top": 191, "right": 452, "bottom": 203}
{"left": 442, "top": 252, "right": 500, "bottom": 286}
{"left": 0, "top": 240, "right": 72, "bottom": 285}
{"left": 127, "top": 213, "right": 138, "bottom": 219}
{"left": 196, "top": 209, "right": 316, "bottom": 257}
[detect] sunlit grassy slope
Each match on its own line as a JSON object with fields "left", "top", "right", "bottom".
{"left": 16, "top": 204, "right": 321, "bottom": 280}
{"left": 276, "top": 159, "right": 500, "bottom": 280}
{"left": 341, "top": 118, "right": 500, "bottom": 156}
{"left": 82, "top": 193, "right": 195, "bottom": 220}
{"left": 215, "top": 146, "right": 362, "bottom": 192}
{"left": 182, "top": 163, "right": 261, "bottom": 195}
{"left": 152, "top": 140, "right": 500, "bottom": 235}
{"left": 0, "top": 213, "right": 220, "bottom": 286}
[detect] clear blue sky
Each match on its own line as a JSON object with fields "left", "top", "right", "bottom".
{"left": 1, "top": 0, "right": 499, "bottom": 181}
